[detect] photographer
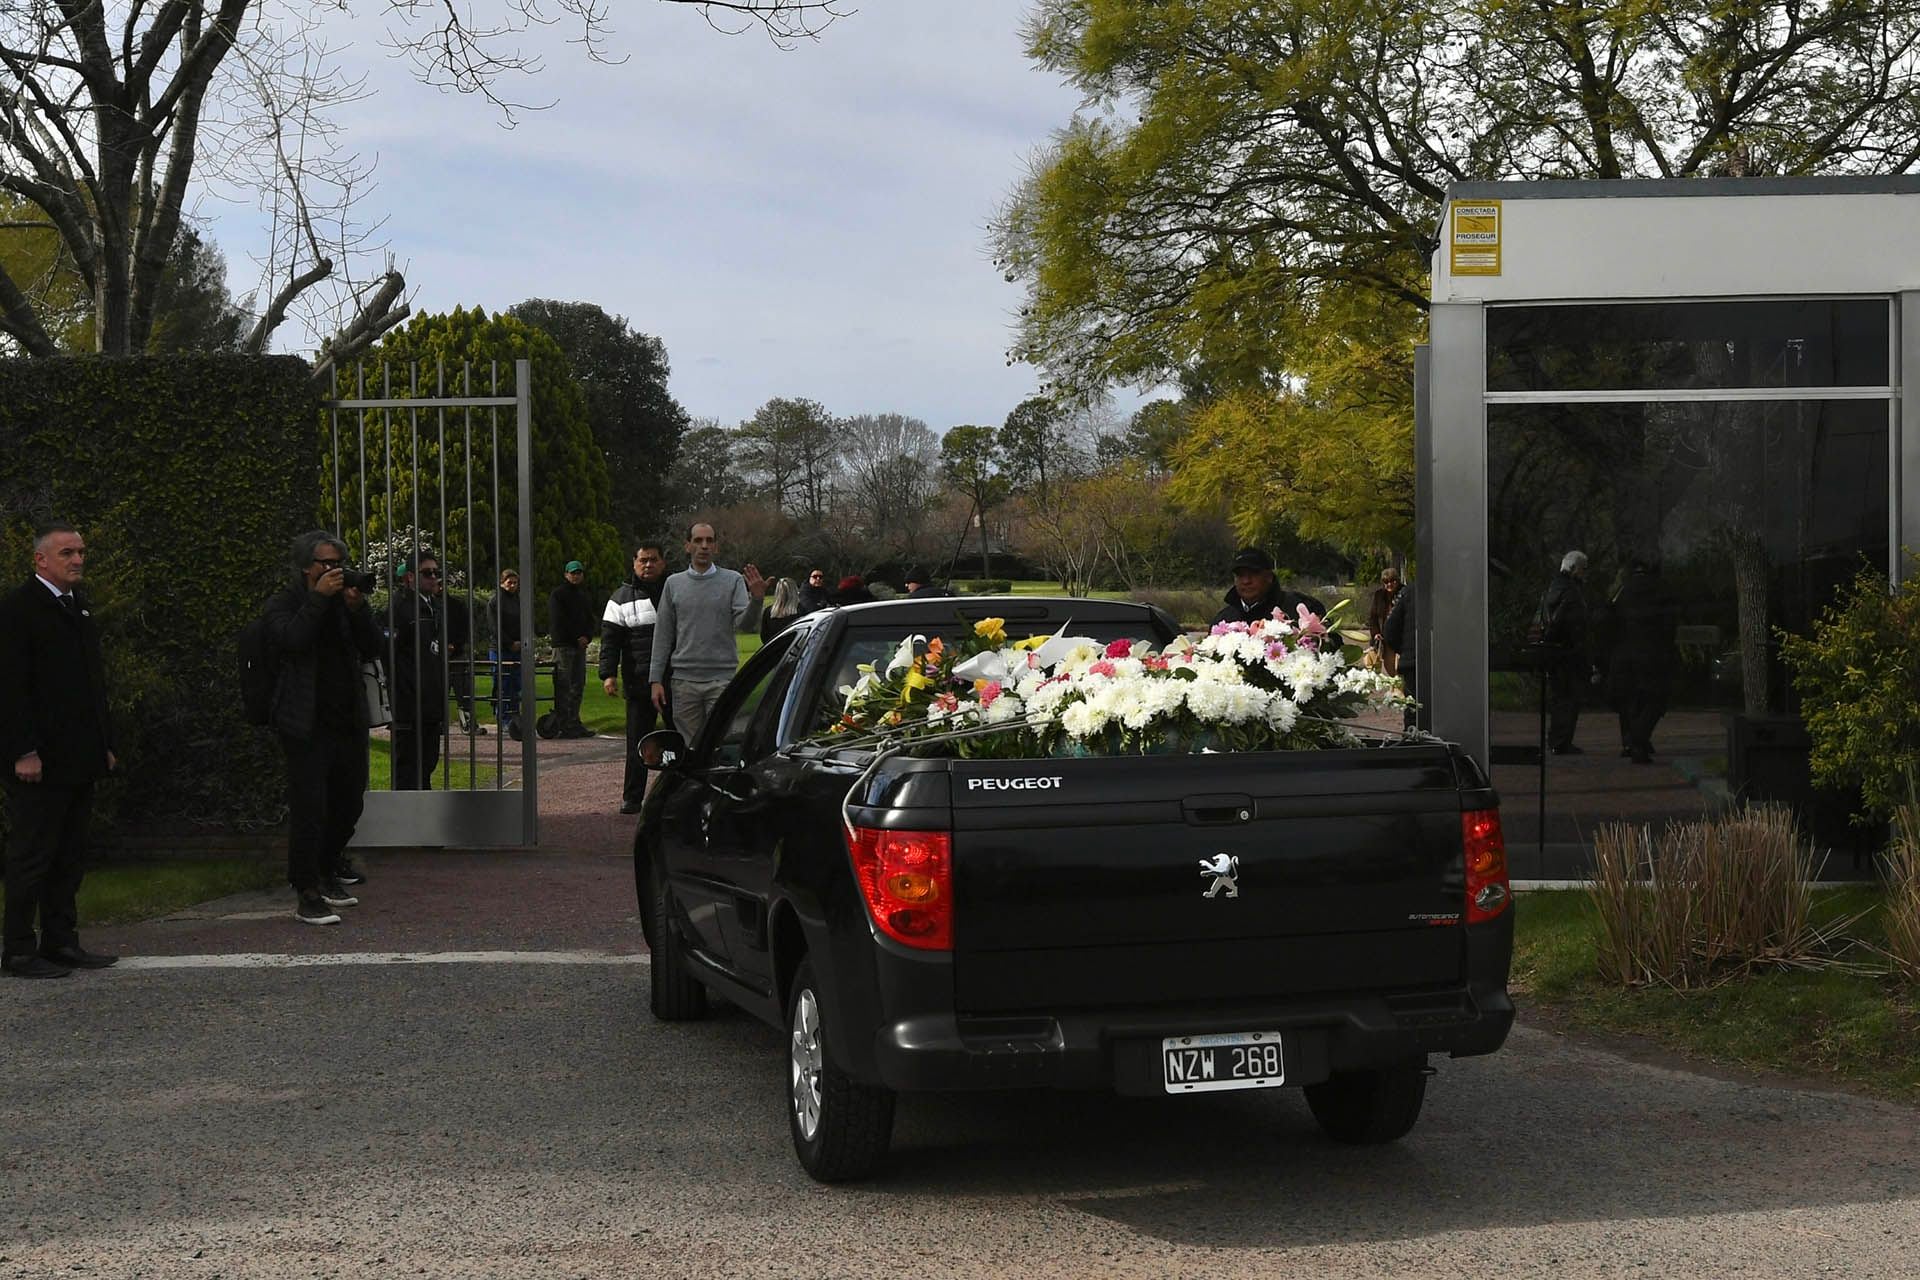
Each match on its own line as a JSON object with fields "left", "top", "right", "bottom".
{"left": 264, "top": 530, "right": 380, "bottom": 926}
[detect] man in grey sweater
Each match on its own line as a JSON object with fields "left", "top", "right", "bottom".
{"left": 648, "top": 522, "right": 767, "bottom": 746}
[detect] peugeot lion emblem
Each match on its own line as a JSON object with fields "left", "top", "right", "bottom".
{"left": 1199, "top": 854, "right": 1240, "bottom": 899}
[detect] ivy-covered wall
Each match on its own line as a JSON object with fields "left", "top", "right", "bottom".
{"left": 0, "top": 356, "right": 318, "bottom": 835}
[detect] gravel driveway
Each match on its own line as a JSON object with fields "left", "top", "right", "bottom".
{"left": 3, "top": 736, "right": 1913, "bottom": 1279}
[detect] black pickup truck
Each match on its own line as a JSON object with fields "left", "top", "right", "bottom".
{"left": 634, "top": 597, "right": 1513, "bottom": 1181}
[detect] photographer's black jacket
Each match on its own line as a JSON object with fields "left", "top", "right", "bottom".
{"left": 263, "top": 581, "right": 380, "bottom": 740}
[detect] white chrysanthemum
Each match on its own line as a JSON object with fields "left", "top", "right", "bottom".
{"left": 1025, "top": 679, "right": 1073, "bottom": 718}
{"left": 1267, "top": 697, "right": 1301, "bottom": 734}
{"left": 982, "top": 693, "right": 1024, "bottom": 725}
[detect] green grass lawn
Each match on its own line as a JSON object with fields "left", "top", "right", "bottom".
{"left": 460, "top": 635, "right": 765, "bottom": 738}
{"left": 1514, "top": 888, "right": 1920, "bottom": 1099}
{"left": 0, "top": 856, "right": 282, "bottom": 929}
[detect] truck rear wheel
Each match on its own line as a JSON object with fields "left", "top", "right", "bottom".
{"left": 1304, "top": 1059, "right": 1428, "bottom": 1144}
{"left": 787, "top": 959, "right": 894, "bottom": 1182}
{"left": 647, "top": 859, "right": 708, "bottom": 1021}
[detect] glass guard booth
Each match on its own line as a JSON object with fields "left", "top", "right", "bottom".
{"left": 1421, "top": 178, "right": 1920, "bottom": 879}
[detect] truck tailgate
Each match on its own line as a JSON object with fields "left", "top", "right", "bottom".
{"left": 948, "top": 749, "right": 1469, "bottom": 1013}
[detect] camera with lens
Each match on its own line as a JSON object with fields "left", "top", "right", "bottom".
{"left": 340, "top": 568, "right": 378, "bottom": 592}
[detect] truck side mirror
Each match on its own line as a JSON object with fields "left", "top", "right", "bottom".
{"left": 638, "top": 729, "right": 687, "bottom": 771}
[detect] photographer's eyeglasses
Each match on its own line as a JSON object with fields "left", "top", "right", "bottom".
{"left": 417, "top": 568, "right": 442, "bottom": 578}
{"left": 314, "top": 557, "right": 344, "bottom": 570}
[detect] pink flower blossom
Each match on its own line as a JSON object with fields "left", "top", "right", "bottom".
{"left": 933, "top": 691, "right": 959, "bottom": 713}
{"left": 978, "top": 681, "right": 1003, "bottom": 708}
{"left": 1265, "top": 640, "right": 1290, "bottom": 661}
{"left": 1088, "top": 660, "right": 1117, "bottom": 677}
{"left": 1210, "top": 621, "right": 1249, "bottom": 636}
{"left": 1294, "top": 604, "right": 1328, "bottom": 648}
{"left": 1105, "top": 638, "right": 1133, "bottom": 659}
{"left": 1144, "top": 655, "right": 1169, "bottom": 671}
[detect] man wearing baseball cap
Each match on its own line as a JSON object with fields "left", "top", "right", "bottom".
{"left": 547, "top": 558, "right": 595, "bottom": 738}
{"left": 1214, "top": 546, "right": 1326, "bottom": 627}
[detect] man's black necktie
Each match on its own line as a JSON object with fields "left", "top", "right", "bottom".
{"left": 59, "top": 593, "right": 77, "bottom": 616}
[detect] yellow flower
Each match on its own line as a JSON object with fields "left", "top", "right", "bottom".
{"left": 974, "top": 617, "right": 1007, "bottom": 644}
{"left": 901, "top": 669, "right": 933, "bottom": 696}
{"left": 1012, "top": 633, "right": 1049, "bottom": 651}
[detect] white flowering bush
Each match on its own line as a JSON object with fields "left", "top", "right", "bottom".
{"left": 823, "top": 606, "right": 1406, "bottom": 758}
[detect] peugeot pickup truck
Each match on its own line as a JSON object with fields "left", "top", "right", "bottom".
{"left": 634, "top": 597, "right": 1513, "bottom": 1181}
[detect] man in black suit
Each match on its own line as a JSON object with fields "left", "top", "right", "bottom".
{"left": 0, "top": 523, "right": 118, "bottom": 978}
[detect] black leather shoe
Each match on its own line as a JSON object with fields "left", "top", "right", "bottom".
{"left": 40, "top": 944, "right": 118, "bottom": 969}
{"left": 4, "top": 954, "right": 73, "bottom": 979}
{"left": 619, "top": 798, "right": 643, "bottom": 814}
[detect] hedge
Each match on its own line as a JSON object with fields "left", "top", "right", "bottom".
{"left": 0, "top": 355, "right": 319, "bottom": 835}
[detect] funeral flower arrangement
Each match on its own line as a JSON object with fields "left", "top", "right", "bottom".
{"left": 821, "top": 605, "right": 1405, "bottom": 758}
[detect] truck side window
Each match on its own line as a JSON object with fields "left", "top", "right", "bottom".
{"left": 711, "top": 633, "right": 797, "bottom": 768}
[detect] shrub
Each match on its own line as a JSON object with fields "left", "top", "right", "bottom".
{"left": 0, "top": 355, "right": 317, "bottom": 833}
{"left": 1779, "top": 560, "right": 1920, "bottom": 823}
{"left": 1589, "top": 806, "right": 1829, "bottom": 988}
{"left": 1889, "top": 802, "right": 1920, "bottom": 984}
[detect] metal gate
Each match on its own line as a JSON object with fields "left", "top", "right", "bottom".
{"left": 321, "top": 359, "right": 538, "bottom": 848}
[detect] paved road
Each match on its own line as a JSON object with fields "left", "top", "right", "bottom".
{"left": 4, "top": 935, "right": 1918, "bottom": 1278}
{"left": 3, "top": 739, "right": 1915, "bottom": 1278}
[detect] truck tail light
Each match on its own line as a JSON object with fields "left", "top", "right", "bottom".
{"left": 1462, "top": 808, "right": 1510, "bottom": 924}
{"left": 845, "top": 827, "right": 953, "bottom": 951}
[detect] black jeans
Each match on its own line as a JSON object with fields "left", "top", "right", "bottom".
{"left": 280, "top": 728, "right": 368, "bottom": 893}
{"left": 391, "top": 719, "right": 444, "bottom": 790}
{"left": 623, "top": 694, "right": 662, "bottom": 804}
{"left": 2, "top": 778, "right": 93, "bottom": 958}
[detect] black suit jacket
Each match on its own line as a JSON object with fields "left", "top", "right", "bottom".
{"left": 0, "top": 577, "right": 113, "bottom": 783}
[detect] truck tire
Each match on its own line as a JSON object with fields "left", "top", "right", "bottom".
{"left": 1304, "top": 1059, "right": 1428, "bottom": 1144}
{"left": 647, "top": 859, "right": 708, "bottom": 1021}
{"left": 787, "top": 959, "right": 894, "bottom": 1182}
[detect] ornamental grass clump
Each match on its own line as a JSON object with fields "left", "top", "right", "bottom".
{"left": 1887, "top": 802, "right": 1920, "bottom": 984}
{"left": 1590, "top": 806, "right": 1836, "bottom": 989}
{"left": 823, "top": 606, "right": 1404, "bottom": 758}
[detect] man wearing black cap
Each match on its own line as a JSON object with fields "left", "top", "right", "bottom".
{"left": 548, "top": 559, "right": 595, "bottom": 739}
{"left": 1215, "top": 547, "right": 1325, "bottom": 627}
{"left": 902, "top": 565, "right": 950, "bottom": 599}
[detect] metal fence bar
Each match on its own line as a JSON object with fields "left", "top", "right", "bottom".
{"left": 484, "top": 361, "right": 502, "bottom": 784}
{"left": 329, "top": 396, "right": 517, "bottom": 409}
{"left": 514, "top": 358, "right": 538, "bottom": 845}
{"left": 383, "top": 364, "right": 398, "bottom": 792}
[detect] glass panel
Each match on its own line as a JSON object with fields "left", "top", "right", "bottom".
{"left": 1485, "top": 400, "right": 1889, "bottom": 876}
{"left": 1487, "top": 300, "right": 1889, "bottom": 392}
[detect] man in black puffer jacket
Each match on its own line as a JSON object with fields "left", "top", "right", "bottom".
{"left": 600, "top": 540, "right": 671, "bottom": 813}
{"left": 1213, "top": 547, "right": 1325, "bottom": 627}
{"left": 264, "top": 530, "right": 381, "bottom": 926}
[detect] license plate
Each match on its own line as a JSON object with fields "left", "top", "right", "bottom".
{"left": 1162, "top": 1031, "right": 1285, "bottom": 1094}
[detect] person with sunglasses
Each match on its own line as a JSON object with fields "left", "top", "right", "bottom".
{"left": 382, "top": 554, "right": 451, "bottom": 788}
{"left": 261, "top": 530, "right": 380, "bottom": 925}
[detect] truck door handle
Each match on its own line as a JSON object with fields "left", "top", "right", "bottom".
{"left": 1182, "top": 794, "right": 1255, "bottom": 825}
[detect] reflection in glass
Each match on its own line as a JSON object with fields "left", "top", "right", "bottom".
{"left": 1487, "top": 300, "right": 1890, "bottom": 392}
{"left": 1486, "top": 400, "right": 1888, "bottom": 868}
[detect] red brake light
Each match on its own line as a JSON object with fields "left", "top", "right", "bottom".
{"left": 845, "top": 827, "right": 953, "bottom": 951}
{"left": 1462, "top": 808, "right": 1510, "bottom": 924}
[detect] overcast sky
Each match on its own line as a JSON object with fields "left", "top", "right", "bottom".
{"left": 202, "top": 2, "right": 1145, "bottom": 432}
